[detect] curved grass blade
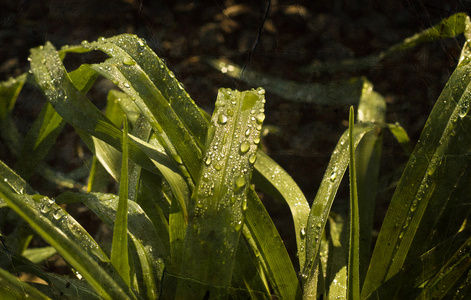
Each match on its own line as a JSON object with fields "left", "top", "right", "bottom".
{"left": 362, "top": 227, "right": 471, "bottom": 299}
{"left": 0, "top": 189, "right": 136, "bottom": 299}
{"left": 301, "top": 123, "right": 375, "bottom": 296}
{"left": 0, "top": 74, "right": 27, "bottom": 154}
{"left": 29, "top": 42, "right": 189, "bottom": 222}
{"left": 243, "top": 188, "right": 303, "bottom": 300}
{"left": 347, "top": 107, "right": 360, "bottom": 300}
{"left": 0, "top": 244, "right": 101, "bottom": 299}
{"left": 207, "top": 58, "right": 364, "bottom": 105}
{"left": 111, "top": 116, "right": 130, "bottom": 286}
{"left": 300, "top": 13, "right": 469, "bottom": 75}
{"left": 174, "top": 88, "right": 265, "bottom": 299}
{"left": 252, "top": 150, "right": 310, "bottom": 270}
{"left": 57, "top": 191, "right": 167, "bottom": 298}
{"left": 362, "top": 39, "right": 471, "bottom": 297}
{"left": 0, "top": 268, "right": 49, "bottom": 299}
{"left": 65, "top": 36, "right": 203, "bottom": 186}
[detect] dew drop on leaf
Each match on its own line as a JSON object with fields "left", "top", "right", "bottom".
{"left": 123, "top": 57, "right": 135, "bottom": 65}
{"left": 249, "top": 153, "right": 257, "bottom": 165}
{"left": 240, "top": 141, "right": 250, "bottom": 153}
{"left": 235, "top": 176, "right": 246, "bottom": 189}
{"left": 217, "top": 114, "right": 228, "bottom": 124}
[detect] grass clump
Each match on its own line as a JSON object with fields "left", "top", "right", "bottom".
{"left": 0, "top": 13, "right": 471, "bottom": 299}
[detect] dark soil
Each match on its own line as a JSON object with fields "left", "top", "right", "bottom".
{"left": 1, "top": 0, "right": 471, "bottom": 281}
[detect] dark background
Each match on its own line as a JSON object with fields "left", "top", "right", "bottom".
{"left": 1, "top": 0, "right": 471, "bottom": 275}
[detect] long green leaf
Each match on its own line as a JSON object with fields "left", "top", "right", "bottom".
{"left": 301, "top": 123, "right": 375, "bottom": 298}
{"left": 0, "top": 188, "right": 135, "bottom": 299}
{"left": 244, "top": 189, "right": 303, "bottom": 299}
{"left": 252, "top": 150, "right": 310, "bottom": 270}
{"left": 347, "top": 107, "right": 360, "bottom": 300}
{"left": 362, "top": 38, "right": 471, "bottom": 297}
{"left": 208, "top": 58, "right": 364, "bottom": 105}
{"left": 111, "top": 116, "right": 130, "bottom": 286}
{"left": 174, "top": 88, "right": 265, "bottom": 299}
{"left": 0, "top": 267, "right": 49, "bottom": 299}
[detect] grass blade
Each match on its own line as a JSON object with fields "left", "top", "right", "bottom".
{"left": 0, "top": 188, "right": 136, "bottom": 299}
{"left": 301, "top": 122, "right": 375, "bottom": 296}
{"left": 244, "top": 189, "right": 303, "bottom": 299}
{"left": 0, "top": 267, "right": 49, "bottom": 299}
{"left": 208, "top": 58, "right": 364, "bottom": 105}
{"left": 347, "top": 107, "right": 360, "bottom": 300}
{"left": 355, "top": 80, "right": 385, "bottom": 283}
{"left": 174, "top": 88, "right": 265, "bottom": 299}
{"left": 252, "top": 150, "right": 310, "bottom": 270}
{"left": 111, "top": 116, "right": 130, "bottom": 286}
{"left": 362, "top": 38, "right": 471, "bottom": 297}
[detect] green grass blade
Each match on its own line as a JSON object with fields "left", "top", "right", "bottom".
{"left": 0, "top": 74, "right": 27, "bottom": 154}
{"left": 29, "top": 41, "right": 161, "bottom": 176}
{"left": 0, "top": 244, "right": 101, "bottom": 299}
{"left": 0, "top": 73, "right": 26, "bottom": 120}
{"left": 252, "top": 150, "right": 310, "bottom": 270}
{"left": 111, "top": 116, "right": 130, "bottom": 286}
{"left": 207, "top": 58, "right": 364, "bottom": 105}
{"left": 347, "top": 107, "right": 360, "bottom": 300}
{"left": 325, "top": 214, "right": 347, "bottom": 299}
{"left": 301, "top": 13, "right": 469, "bottom": 75}
{"left": 174, "top": 88, "right": 265, "bottom": 299}
{"left": 75, "top": 36, "right": 202, "bottom": 184}
{"left": 58, "top": 191, "right": 167, "bottom": 298}
{"left": 355, "top": 80, "right": 385, "bottom": 283}
{"left": 0, "top": 189, "right": 136, "bottom": 299}
{"left": 244, "top": 189, "right": 303, "bottom": 299}
{"left": 30, "top": 42, "right": 190, "bottom": 221}
{"left": 14, "top": 102, "right": 65, "bottom": 179}
{"left": 0, "top": 267, "right": 49, "bottom": 299}
{"left": 362, "top": 40, "right": 471, "bottom": 297}
{"left": 301, "top": 123, "right": 375, "bottom": 294}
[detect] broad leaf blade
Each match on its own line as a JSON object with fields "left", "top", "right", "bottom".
{"left": 175, "top": 88, "right": 265, "bottom": 299}
{"left": 362, "top": 39, "right": 471, "bottom": 297}
{"left": 0, "top": 188, "right": 135, "bottom": 299}
{"left": 111, "top": 116, "right": 130, "bottom": 286}
{"left": 301, "top": 123, "right": 375, "bottom": 297}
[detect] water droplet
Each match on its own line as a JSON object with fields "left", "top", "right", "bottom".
{"left": 329, "top": 171, "right": 337, "bottom": 182}
{"left": 234, "top": 220, "right": 243, "bottom": 231}
{"left": 214, "top": 163, "right": 222, "bottom": 171}
{"left": 218, "top": 114, "right": 228, "bottom": 124}
{"left": 123, "top": 57, "right": 136, "bottom": 65}
{"left": 240, "top": 141, "right": 250, "bottom": 153}
{"left": 459, "top": 102, "right": 470, "bottom": 118}
{"left": 249, "top": 153, "right": 257, "bottom": 165}
{"left": 3, "top": 178, "right": 7, "bottom": 182}
{"left": 255, "top": 113, "right": 265, "bottom": 124}
{"left": 235, "top": 176, "right": 246, "bottom": 189}
{"left": 245, "top": 128, "right": 251, "bottom": 137}
{"left": 205, "top": 156, "right": 212, "bottom": 166}
{"left": 123, "top": 83, "right": 130, "bottom": 88}
{"left": 399, "top": 231, "right": 404, "bottom": 239}
{"left": 257, "top": 88, "right": 265, "bottom": 95}
{"left": 242, "top": 198, "right": 248, "bottom": 211}
{"left": 253, "top": 137, "right": 260, "bottom": 144}
{"left": 138, "top": 39, "right": 145, "bottom": 47}
{"left": 300, "top": 227, "right": 306, "bottom": 237}
{"left": 81, "top": 40, "right": 89, "bottom": 46}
